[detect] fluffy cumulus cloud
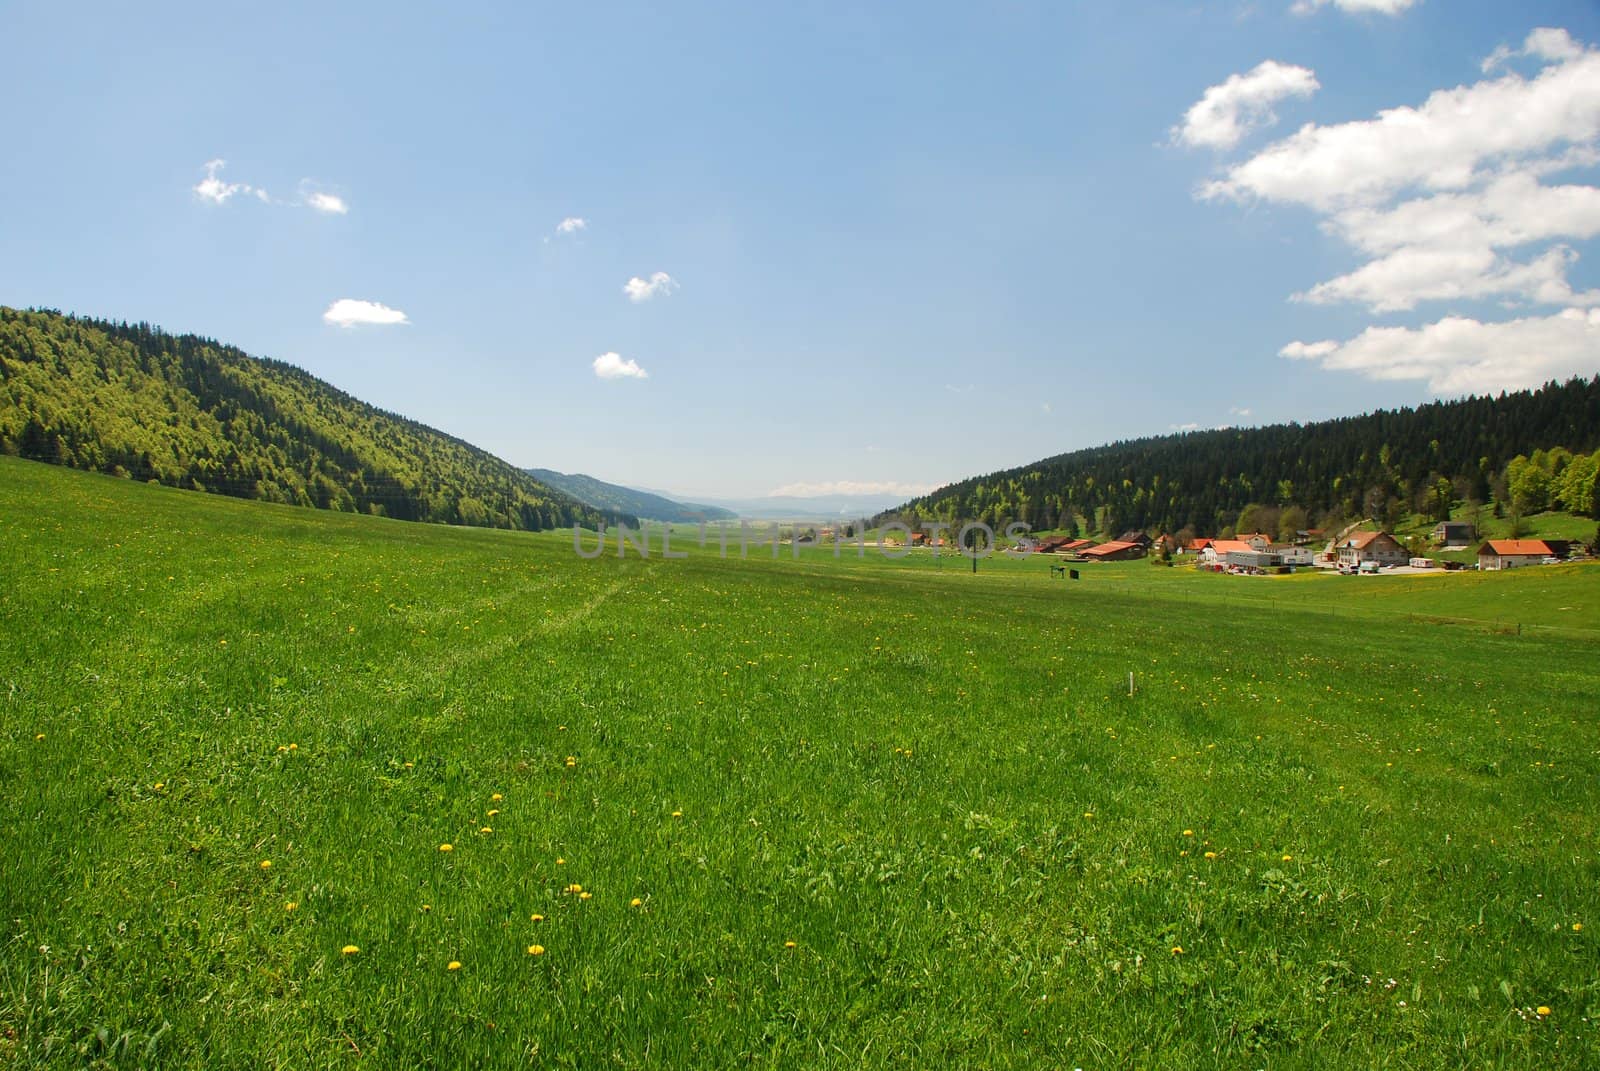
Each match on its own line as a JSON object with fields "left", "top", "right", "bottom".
{"left": 1281, "top": 309, "right": 1600, "bottom": 394}
{"left": 1193, "top": 29, "right": 1600, "bottom": 391}
{"left": 623, "top": 272, "right": 678, "bottom": 303}
{"left": 1291, "top": 0, "right": 1419, "bottom": 15}
{"left": 1174, "top": 61, "right": 1320, "bottom": 150}
{"left": 555, "top": 217, "right": 587, "bottom": 235}
{"left": 593, "top": 351, "right": 648, "bottom": 379}
{"left": 323, "top": 299, "right": 409, "bottom": 327}
{"left": 1203, "top": 31, "right": 1600, "bottom": 211}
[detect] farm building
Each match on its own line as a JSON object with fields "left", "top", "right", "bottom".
{"left": 1200, "top": 539, "right": 1254, "bottom": 563}
{"left": 1237, "top": 532, "right": 1274, "bottom": 551}
{"left": 1226, "top": 549, "right": 1281, "bottom": 569}
{"left": 1116, "top": 530, "right": 1154, "bottom": 549}
{"left": 1477, "top": 539, "right": 1553, "bottom": 571}
{"left": 1270, "top": 544, "right": 1315, "bottom": 566}
{"left": 1035, "top": 536, "right": 1094, "bottom": 554}
{"left": 1431, "top": 521, "right": 1475, "bottom": 547}
{"left": 1335, "top": 530, "right": 1408, "bottom": 569}
{"left": 1187, "top": 537, "right": 1214, "bottom": 555}
{"left": 1081, "top": 540, "right": 1145, "bottom": 561}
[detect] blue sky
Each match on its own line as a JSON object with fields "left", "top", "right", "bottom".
{"left": 4, "top": 1, "right": 1599, "bottom": 500}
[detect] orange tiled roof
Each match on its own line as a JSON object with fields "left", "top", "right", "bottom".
{"left": 1209, "top": 539, "right": 1257, "bottom": 554}
{"left": 1483, "top": 539, "right": 1551, "bottom": 556}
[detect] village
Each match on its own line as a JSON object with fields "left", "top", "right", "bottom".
{"left": 1018, "top": 521, "right": 1581, "bottom": 575}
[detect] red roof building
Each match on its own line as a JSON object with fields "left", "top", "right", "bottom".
{"left": 1477, "top": 539, "right": 1553, "bottom": 570}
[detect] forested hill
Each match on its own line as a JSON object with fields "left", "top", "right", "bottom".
{"left": 527, "top": 469, "right": 737, "bottom": 523}
{"left": 0, "top": 307, "right": 631, "bottom": 532}
{"left": 884, "top": 377, "right": 1600, "bottom": 536}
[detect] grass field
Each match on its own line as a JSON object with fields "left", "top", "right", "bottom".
{"left": 2, "top": 455, "right": 1598, "bottom": 1068}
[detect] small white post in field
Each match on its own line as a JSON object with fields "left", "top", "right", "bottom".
{"left": 1128, "top": 671, "right": 1134, "bottom": 696}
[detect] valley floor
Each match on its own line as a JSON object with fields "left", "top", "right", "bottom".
{"left": 1, "top": 457, "right": 1597, "bottom": 1068}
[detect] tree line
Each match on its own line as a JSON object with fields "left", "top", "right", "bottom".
{"left": 879, "top": 376, "right": 1600, "bottom": 539}
{"left": 0, "top": 307, "right": 633, "bottom": 532}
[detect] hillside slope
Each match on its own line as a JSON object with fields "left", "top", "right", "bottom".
{"left": 886, "top": 377, "right": 1600, "bottom": 535}
{"left": 527, "top": 468, "right": 736, "bottom": 522}
{"left": 0, "top": 307, "right": 630, "bottom": 531}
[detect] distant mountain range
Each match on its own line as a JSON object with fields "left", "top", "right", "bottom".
{"left": 526, "top": 469, "right": 736, "bottom": 523}
{"left": 634, "top": 489, "right": 915, "bottom": 521}
{"left": 0, "top": 308, "right": 630, "bottom": 532}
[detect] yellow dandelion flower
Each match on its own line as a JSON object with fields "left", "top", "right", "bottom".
{"left": 556, "top": 857, "right": 565, "bottom": 865}
{"left": 784, "top": 940, "right": 797, "bottom": 949}
{"left": 439, "top": 843, "right": 453, "bottom": 852}
{"left": 1282, "top": 854, "right": 1293, "bottom": 862}
{"left": 259, "top": 860, "right": 272, "bottom": 870}
{"left": 447, "top": 961, "right": 461, "bottom": 971}
{"left": 1537, "top": 1006, "right": 1552, "bottom": 1016}
{"left": 671, "top": 811, "right": 683, "bottom": 818}
{"left": 1182, "top": 829, "right": 1194, "bottom": 837}
{"left": 34, "top": 733, "right": 45, "bottom": 741}
{"left": 1574, "top": 923, "right": 1584, "bottom": 932}
{"left": 276, "top": 745, "right": 289, "bottom": 753}
{"left": 288, "top": 743, "right": 297, "bottom": 751}
{"left": 1170, "top": 946, "right": 1184, "bottom": 955}
{"left": 421, "top": 904, "right": 431, "bottom": 912}
{"left": 487, "top": 809, "right": 499, "bottom": 817}
{"left": 491, "top": 793, "right": 503, "bottom": 801}
{"left": 480, "top": 826, "right": 493, "bottom": 834}
{"left": 153, "top": 782, "right": 165, "bottom": 791}
{"left": 527, "top": 944, "right": 545, "bottom": 956}
{"left": 1180, "top": 850, "right": 1188, "bottom": 856}
{"left": 284, "top": 902, "right": 298, "bottom": 912}
{"left": 1204, "top": 851, "right": 1218, "bottom": 860}
{"left": 579, "top": 891, "right": 592, "bottom": 900}
{"left": 530, "top": 913, "right": 544, "bottom": 922}
{"left": 341, "top": 945, "right": 359, "bottom": 955}
{"left": 566, "top": 883, "right": 582, "bottom": 894}
{"left": 631, "top": 898, "right": 642, "bottom": 908}
{"left": 1082, "top": 812, "right": 1094, "bottom": 819}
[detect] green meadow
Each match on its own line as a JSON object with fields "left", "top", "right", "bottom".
{"left": 2, "top": 455, "right": 1597, "bottom": 1068}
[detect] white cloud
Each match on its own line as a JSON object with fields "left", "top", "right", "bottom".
{"left": 305, "top": 191, "right": 348, "bottom": 215}
{"left": 1486, "top": 27, "right": 1585, "bottom": 72}
{"left": 1295, "top": 244, "right": 1600, "bottom": 312}
{"left": 1174, "top": 61, "right": 1320, "bottom": 150}
{"left": 1203, "top": 40, "right": 1600, "bottom": 211}
{"left": 1291, "top": 0, "right": 1419, "bottom": 15}
{"left": 193, "top": 159, "right": 263, "bottom": 205}
{"left": 1195, "top": 30, "right": 1600, "bottom": 388}
{"left": 1229, "top": 406, "right": 1253, "bottom": 417}
{"left": 323, "top": 299, "right": 409, "bottom": 327}
{"left": 1280, "top": 308, "right": 1600, "bottom": 394}
{"left": 593, "top": 352, "right": 648, "bottom": 379}
{"left": 1170, "top": 422, "right": 1201, "bottom": 432}
{"left": 555, "top": 217, "right": 587, "bottom": 235}
{"left": 623, "top": 272, "right": 678, "bottom": 303}
{"left": 767, "top": 480, "right": 937, "bottom": 498}
{"left": 194, "top": 160, "right": 353, "bottom": 214}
